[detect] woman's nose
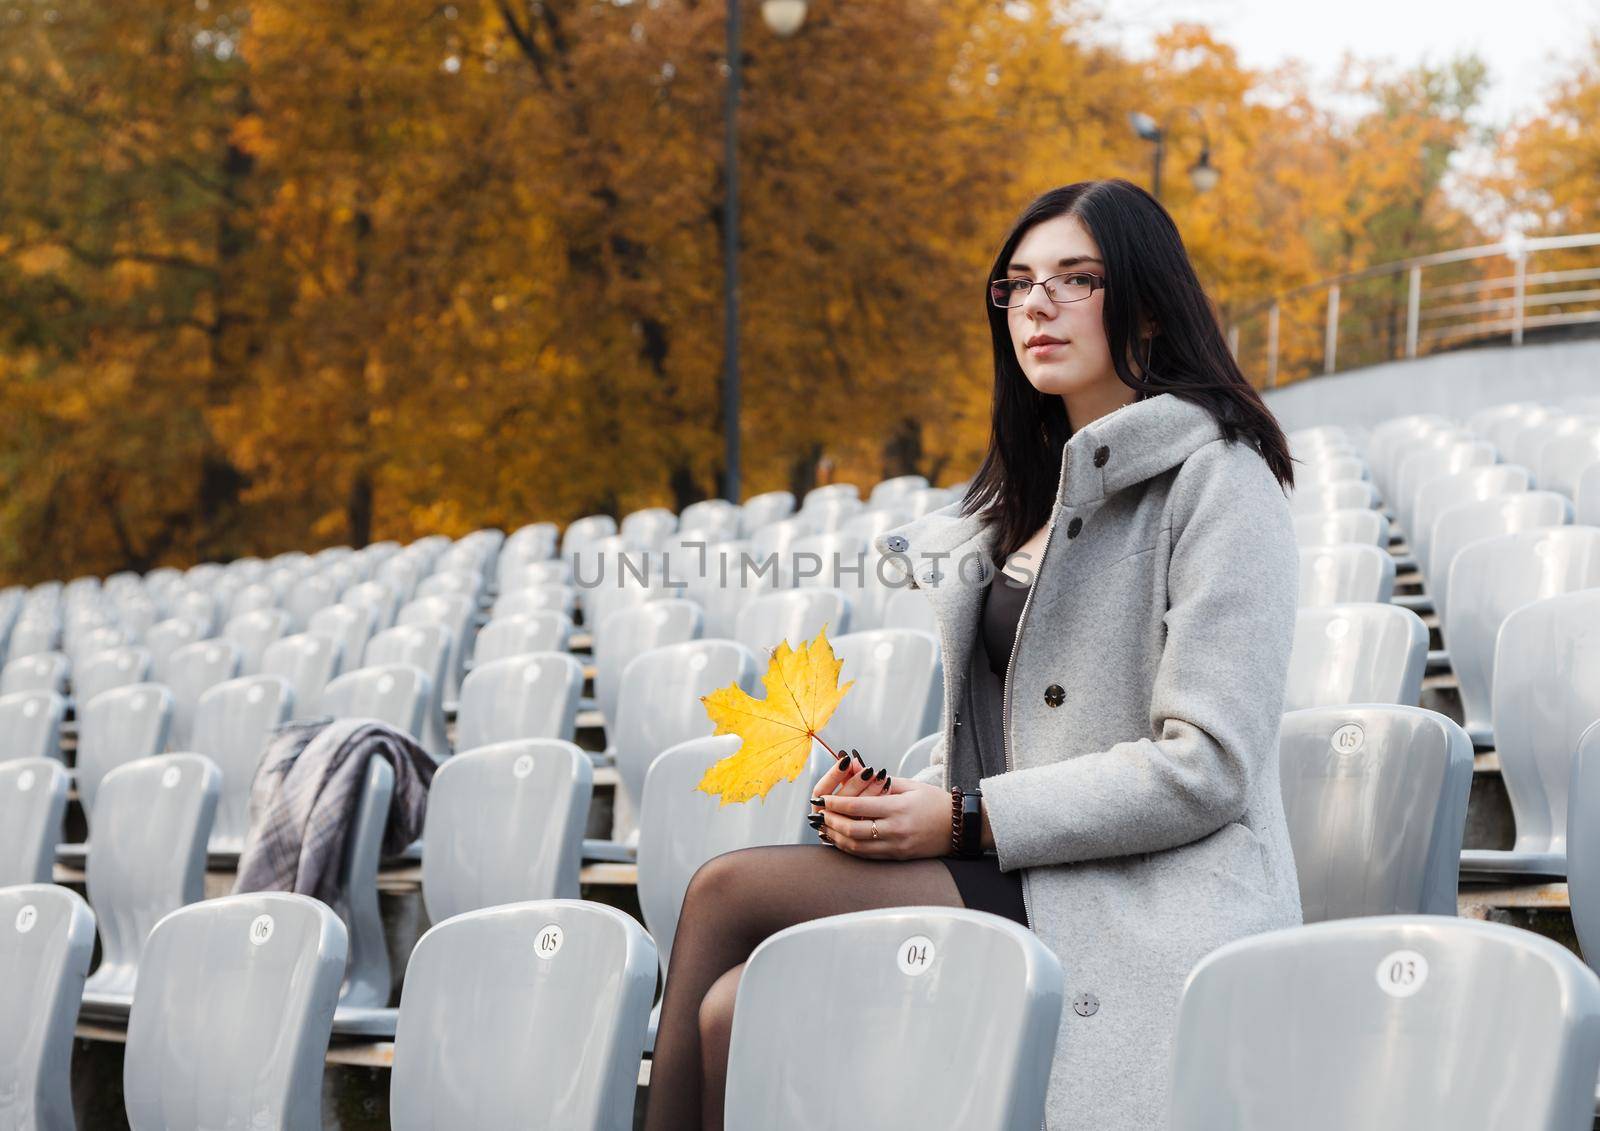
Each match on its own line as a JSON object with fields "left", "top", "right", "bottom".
{"left": 1021, "top": 284, "right": 1056, "bottom": 320}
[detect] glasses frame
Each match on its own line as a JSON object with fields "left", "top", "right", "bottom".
{"left": 989, "top": 270, "right": 1106, "bottom": 309}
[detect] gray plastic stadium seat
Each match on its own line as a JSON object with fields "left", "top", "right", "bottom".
{"left": 1460, "top": 589, "right": 1600, "bottom": 879}
{"left": 1292, "top": 508, "right": 1391, "bottom": 549}
{"left": 1444, "top": 526, "right": 1600, "bottom": 745}
{"left": 73, "top": 645, "right": 152, "bottom": 706}
{"left": 1537, "top": 427, "right": 1600, "bottom": 498}
{"left": 1578, "top": 462, "right": 1600, "bottom": 527}
{"left": 365, "top": 625, "right": 451, "bottom": 759}
{"left": 222, "top": 608, "right": 291, "bottom": 676}
{"left": 0, "top": 760, "right": 68, "bottom": 884}
{"left": 171, "top": 589, "right": 218, "bottom": 636}
{"left": 1288, "top": 480, "right": 1378, "bottom": 515}
{"left": 1567, "top": 719, "right": 1600, "bottom": 974}
{"left": 1296, "top": 455, "right": 1367, "bottom": 488}
{"left": 1393, "top": 439, "right": 1497, "bottom": 535}
{"left": 0, "top": 651, "right": 69, "bottom": 697}
{"left": 734, "top": 587, "right": 852, "bottom": 660}
{"left": 122, "top": 893, "right": 347, "bottom": 1131}
{"left": 679, "top": 539, "right": 761, "bottom": 639}
{"left": 389, "top": 900, "right": 656, "bottom": 1131}
{"left": 455, "top": 653, "right": 584, "bottom": 754}
{"left": 322, "top": 757, "right": 395, "bottom": 1029}
{"left": 0, "top": 884, "right": 94, "bottom": 1131}
{"left": 77, "top": 683, "right": 174, "bottom": 825}
{"left": 284, "top": 573, "right": 339, "bottom": 633}
{"left": 897, "top": 733, "right": 939, "bottom": 780}
{"left": 1169, "top": 916, "right": 1600, "bottom": 1131}
{"left": 227, "top": 582, "right": 278, "bottom": 620}
{"left": 883, "top": 586, "right": 938, "bottom": 633}
{"left": 1284, "top": 604, "right": 1428, "bottom": 711}
{"left": 343, "top": 579, "right": 400, "bottom": 631}
{"left": 1429, "top": 490, "right": 1571, "bottom": 625}
{"left": 414, "top": 568, "right": 481, "bottom": 603}
{"left": 636, "top": 735, "right": 828, "bottom": 1050}
{"left": 1279, "top": 706, "right": 1471, "bottom": 920}
{"left": 724, "top": 907, "right": 1063, "bottom": 1131}
{"left": 818, "top": 629, "right": 942, "bottom": 760}
{"left": 739, "top": 489, "right": 795, "bottom": 536}
{"left": 80, "top": 754, "right": 220, "bottom": 1014}
{"left": 420, "top": 741, "right": 592, "bottom": 924}
{"left": 164, "top": 639, "right": 241, "bottom": 752}
{"left": 593, "top": 598, "right": 703, "bottom": 736}
{"left": 493, "top": 583, "right": 578, "bottom": 621}
{"left": 0, "top": 690, "right": 66, "bottom": 763}
{"left": 499, "top": 558, "right": 572, "bottom": 595}
{"left": 397, "top": 593, "right": 475, "bottom": 704}
{"left": 308, "top": 603, "right": 376, "bottom": 682}
{"left": 606, "top": 640, "right": 761, "bottom": 847}
{"left": 193, "top": 675, "right": 294, "bottom": 852}
{"left": 1412, "top": 464, "right": 1533, "bottom": 581}
{"left": 471, "top": 611, "right": 572, "bottom": 667}
{"left": 261, "top": 632, "right": 343, "bottom": 720}
{"left": 6, "top": 618, "right": 61, "bottom": 663}
{"left": 144, "top": 616, "right": 205, "bottom": 683}
{"left": 319, "top": 663, "right": 429, "bottom": 746}
{"left": 1298, "top": 543, "right": 1396, "bottom": 606}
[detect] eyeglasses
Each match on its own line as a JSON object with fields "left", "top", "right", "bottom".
{"left": 989, "top": 271, "right": 1105, "bottom": 309}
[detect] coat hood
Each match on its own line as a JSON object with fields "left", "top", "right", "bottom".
{"left": 873, "top": 392, "right": 1229, "bottom": 567}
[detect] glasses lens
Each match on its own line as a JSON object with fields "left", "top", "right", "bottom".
{"left": 1043, "top": 273, "right": 1095, "bottom": 303}
{"left": 991, "top": 279, "right": 1028, "bottom": 307}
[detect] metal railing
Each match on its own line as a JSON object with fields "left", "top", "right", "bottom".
{"left": 1226, "top": 232, "right": 1600, "bottom": 388}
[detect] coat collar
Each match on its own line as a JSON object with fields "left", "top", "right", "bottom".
{"left": 872, "top": 392, "right": 1225, "bottom": 563}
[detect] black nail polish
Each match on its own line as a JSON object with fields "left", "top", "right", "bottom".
{"left": 837, "top": 756, "right": 850, "bottom": 772}
{"left": 810, "top": 796, "right": 825, "bottom": 806}
{"left": 883, "top": 775, "right": 892, "bottom": 791}
{"left": 807, "top": 814, "right": 824, "bottom": 828}
{"left": 876, "top": 767, "right": 888, "bottom": 782}
{"left": 853, "top": 749, "right": 866, "bottom": 765}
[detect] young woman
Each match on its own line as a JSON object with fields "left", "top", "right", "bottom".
{"left": 642, "top": 178, "right": 1303, "bottom": 1130}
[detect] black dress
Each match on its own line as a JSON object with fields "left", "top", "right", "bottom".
{"left": 938, "top": 573, "right": 1031, "bottom": 927}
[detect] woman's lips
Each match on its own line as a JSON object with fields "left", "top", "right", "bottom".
{"left": 1026, "top": 340, "right": 1066, "bottom": 357}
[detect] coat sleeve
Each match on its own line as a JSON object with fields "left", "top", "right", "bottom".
{"left": 911, "top": 734, "right": 947, "bottom": 788}
{"left": 977, "top": 440, "right": 1299, "bottom": 871}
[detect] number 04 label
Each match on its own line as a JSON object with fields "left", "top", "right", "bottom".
{"left": 1375, "top": 949, "right": 1428, "bottom": 998}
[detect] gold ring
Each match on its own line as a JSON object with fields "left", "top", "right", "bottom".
{"left": 871, "top": 820, "right": 880, "bottom": 840}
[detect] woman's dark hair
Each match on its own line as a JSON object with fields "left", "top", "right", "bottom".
{"left": 964, "top": 178, "right": 1295, "bottom": 561}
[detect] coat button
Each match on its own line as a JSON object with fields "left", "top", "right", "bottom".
{"left": 1066, "top": 517, "right": 1083, "bottom": 538}
{"left": 1072, "top": 992, "right": 1099, "bottom": 1017}
{"left": 1093, "top": 445, "right": 1110, "bottom": 468}
{"left": 886, "top": 535, "right": 908, "bottom": 553}
{"left": 1044, "top": 683, "right": 1065, "bottom": 708}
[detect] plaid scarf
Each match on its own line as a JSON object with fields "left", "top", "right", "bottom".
{"left": 233, "top": 717, "right": 436, "bottom": 904}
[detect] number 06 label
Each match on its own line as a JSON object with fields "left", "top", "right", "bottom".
{"left": 1375, "top": 949, "right": 1428, "bottom": 998}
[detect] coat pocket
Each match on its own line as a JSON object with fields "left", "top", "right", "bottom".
{"left": 1144, "top": 820, "right": 1272, "bottom": 897}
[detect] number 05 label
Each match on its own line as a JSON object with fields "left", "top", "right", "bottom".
{"left": 1375, "top": 949, "right": 1428, "bottom": 998}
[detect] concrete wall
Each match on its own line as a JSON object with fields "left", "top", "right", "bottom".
{"left": 1261, "top": 339, "right": 1600, "bottom": 435}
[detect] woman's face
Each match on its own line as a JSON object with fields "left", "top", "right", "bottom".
{"left": 1002, "top": 213, "right": 1127, "bottom": 403}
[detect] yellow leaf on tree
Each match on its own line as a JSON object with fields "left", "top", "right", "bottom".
{"left": 696, "top": 623, "right": 854, "bottom": 806}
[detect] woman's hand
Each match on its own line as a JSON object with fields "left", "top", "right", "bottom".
{"left": 809, "top": 748, "right": 951, "bottom": 859}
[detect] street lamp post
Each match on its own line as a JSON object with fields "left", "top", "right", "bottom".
{"left": 722, "top": 0, "right": 807, "bottom": 505}
{"left": 1128, "top": 107, "right": 1219, "bottom": 202}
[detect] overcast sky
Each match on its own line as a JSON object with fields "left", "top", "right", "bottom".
{"left": 1081, "top": 0, "right": 1598, "bottom": 230}
{"left": 1089, "top": 0, "right": 1598, "bottom": 129}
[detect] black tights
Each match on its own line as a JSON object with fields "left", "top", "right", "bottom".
{"left": 641, "top": 843, "right": 964, "bottom": 1131}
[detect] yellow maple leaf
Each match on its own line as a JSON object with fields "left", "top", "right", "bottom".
{"left": 696, "top": 623, "right": 854, "bottom": 805}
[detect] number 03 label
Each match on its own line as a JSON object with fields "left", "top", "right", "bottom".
{"left": 1375, "top": 949, "right": 1428, "bottom": 998}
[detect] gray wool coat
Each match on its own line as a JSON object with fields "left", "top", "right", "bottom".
{"left": 872, "top": 392, "right": 1303, "bottom": 1130}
